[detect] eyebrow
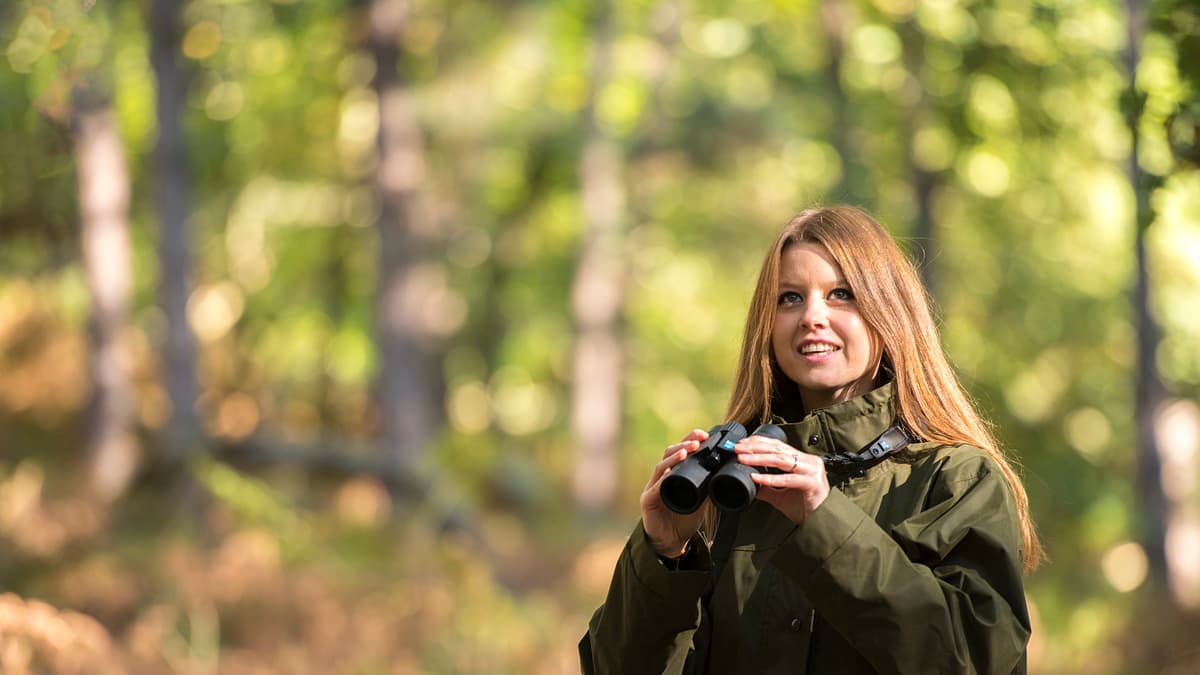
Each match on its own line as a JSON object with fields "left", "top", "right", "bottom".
{"left": 776, "top": 277, "right": 851, "bottom": 287}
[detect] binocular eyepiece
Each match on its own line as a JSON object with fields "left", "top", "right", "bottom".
{"left": 660, "top": 421, "right": 787, "bottom": 514}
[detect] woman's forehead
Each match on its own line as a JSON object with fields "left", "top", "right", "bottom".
{"left": 778, "top": 242, "right": 846, "bottom": 281}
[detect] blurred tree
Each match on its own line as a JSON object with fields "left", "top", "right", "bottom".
{"left": 897, "top": 18, "right": 939, "bottom": 297}
{"left": 369, "top": 0, "right": 439, "bottom": 471}
{"left": 821, "top": 0, "right": 861, "bottom": 204}
{"left": 1137, "top": 0, "right": 1200, "bottom": 629}
{"left": 74, "top": 84, "right": 138, "bottom": 502}
{"left": 149, "top": 0, "right": 201, "bottom": 458}
{"left": 1123, "top": 0, "right": 1199, "bottom": 623}
{"left": 571, "top": 0, "right": 624, "bottom": 514}
{"left": 1125, "top": 0, "right": 1168, "bottom": 593}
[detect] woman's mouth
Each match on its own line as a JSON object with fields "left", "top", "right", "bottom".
{"left": 800, "top": 342, "right": 840, "bottom": 356}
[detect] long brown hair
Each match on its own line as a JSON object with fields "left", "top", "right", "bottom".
{"left": 725, "top": 206, "right": 1044, "bottom": 571}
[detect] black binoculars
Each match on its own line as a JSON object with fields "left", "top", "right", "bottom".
{"left": 660, "top": 421, "right": 787, "bottom": 514}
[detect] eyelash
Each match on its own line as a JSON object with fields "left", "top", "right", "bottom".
{"left": 777, "top": 288, "right": 855, "bottom": 305}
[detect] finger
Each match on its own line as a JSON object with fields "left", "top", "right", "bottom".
{"left": 734, "top": 436, "right": 792, "bottom": 456}
{"left": 752, "top": 471, "right": 830, "bottom": 517}
{"left": 751, "top": 471, "right": 826, "bottom": 494}
{"left": 646, "top": 448, "right": 687, "bottom": 487}
{"left": 647, "top": 439, "right": 703, "bottom": 488}
{"left": 737, "top": 451, "right": 816, "bottom": 473}
{"left": 661, "top": 438, "right": 701, "bottom": 460}
{"left": 681, "top": 428, "right": 709, "bottom": 443}
{"left": 751, "top": 476, "right": 802, "bottom": 510}
{"left": 752, "top": 470, "right": 804, "bottom": 487}
{"left": 735, "top": 452, "right": 788, "bottom": 471}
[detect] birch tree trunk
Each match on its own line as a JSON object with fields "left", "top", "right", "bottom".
{"left": 73, "top": 88, "right": 138, "bottom": 502}
{"left": 369, "top": 0, "right": 437, "bottom": 469}
{"left": 149, "top": 0, "right": 200, "bottom": 456}
{"left": 571, "top": 0, "right": 624, "bottom": 513}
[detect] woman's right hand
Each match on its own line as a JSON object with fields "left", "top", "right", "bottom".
{"left": 640, "top": 428, "right": 710, "bottom": 559}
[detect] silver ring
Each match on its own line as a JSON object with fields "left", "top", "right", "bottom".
{"left": 788, "top": 453, "right": 799, "bottom": 473}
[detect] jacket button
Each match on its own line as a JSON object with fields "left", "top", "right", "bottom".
{"left": 789, "top": 618, "right": 804, "bottom": 632}
{"left": 808, "top": 434, "right": 820, "bottom": 446}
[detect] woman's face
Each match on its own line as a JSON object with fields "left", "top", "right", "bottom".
{"left": 771, "top": 242, "right": 882, "bottom": 410}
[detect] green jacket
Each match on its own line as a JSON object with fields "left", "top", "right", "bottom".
{"left": 581, "top": 383, "right": 1030, "bottom": 675}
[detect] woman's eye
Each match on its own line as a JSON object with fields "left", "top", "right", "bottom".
{"left": 778, "top": 291, "right": 801, "bottom": 305}
{"left": 830, "top": 288, "right": 855, "bottom": 301}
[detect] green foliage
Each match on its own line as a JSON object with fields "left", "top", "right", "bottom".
{"left": 2, "top": 0, "right": 1200, "bottom": 672}
{"left": 191, "top": 457, "right": 311, "bottom": 550}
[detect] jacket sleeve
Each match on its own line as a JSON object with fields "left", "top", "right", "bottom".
{"left": 770, "top": 453, "right": 1031, "bottom": 675}
{"left": 580, "top": 520, "right": 713, "bottom": 675}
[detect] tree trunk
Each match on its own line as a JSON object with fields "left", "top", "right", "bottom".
{"left": 73, "top": 87, "right": 138, "bottom": 502}
{"left": 1124, "top": 0, "right": 1176, "bottom": 603}
{"left": 571, "top": 0, "right": 624, "bottom": 514}
{"left": 369, "top": 0, "right": 438, "bottom": 470}
{"left": 319, "top": 228, "right": 348, "bottom": 441}
{"left": 149, "top": 0, "right": 200, "bottom": 457}
{"left": 899, "top": 20, "right": 938, "bottom": 297}
{"left": 820, "top": 0, "right": 861, "bottom": 205}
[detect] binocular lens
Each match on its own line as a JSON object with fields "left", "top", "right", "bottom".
{"left": 710, "top": 463, "right": 757, "bottom": 512}
{"left": 710, "top": 423, "right": 786, "bottom": 512}
{"left": 659, "top": 422, "right": 785, "bottom": 514}
{"left": 660, "top": 477, "right": 701, "bottom": 514}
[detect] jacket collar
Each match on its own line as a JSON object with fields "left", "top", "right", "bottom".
{"left": 771, "top": 381, "right": 897, "bottom": 458}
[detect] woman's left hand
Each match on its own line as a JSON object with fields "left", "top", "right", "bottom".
{"left": 734, "top": 434, "right": 830, "bottom": 524}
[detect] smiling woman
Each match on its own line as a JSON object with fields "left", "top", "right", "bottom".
{"left": 581, "top": 205, "right": 1044, "bottom": 675}
{"left": 771, "top": 242, "right": 882, "bottom": 410}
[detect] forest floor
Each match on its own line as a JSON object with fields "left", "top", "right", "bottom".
{"left": 0, "top": 441, "right": 630, "bottom": 675}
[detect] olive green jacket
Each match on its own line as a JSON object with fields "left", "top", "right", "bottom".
{"left": 581, "top": 384, "right": 1030, "bottom": 675}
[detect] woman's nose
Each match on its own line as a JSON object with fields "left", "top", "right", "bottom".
{"left": 800, "top": 297, "right": 829, "bottom": 328}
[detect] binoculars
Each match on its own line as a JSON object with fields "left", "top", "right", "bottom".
{"left": 660, "top": 421, "right": 787, "bottom": 514}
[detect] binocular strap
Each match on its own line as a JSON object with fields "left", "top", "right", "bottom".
{"left": 822, "top": 424, "right": 912, "bottom": 478}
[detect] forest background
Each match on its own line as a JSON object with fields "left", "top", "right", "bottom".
{"left": 1, "top": 0, "right": 1199, "bottom": 672}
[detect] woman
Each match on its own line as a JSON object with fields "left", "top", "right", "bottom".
{"left": 580, "top": 206, "right": 1043, "bottom": 675}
